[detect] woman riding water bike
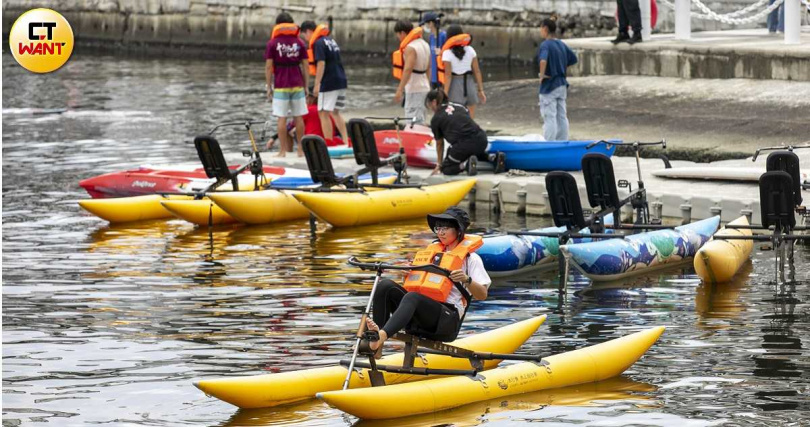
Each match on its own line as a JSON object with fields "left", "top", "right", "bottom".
{"left": 365, "top": 207, "right": 491, "bottom": 357}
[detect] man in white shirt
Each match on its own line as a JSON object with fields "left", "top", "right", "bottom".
{"left": 393, "top": 20, "right": 431, "bottom": 125}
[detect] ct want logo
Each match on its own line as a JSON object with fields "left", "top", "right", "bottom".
{"left": 9, "top": 8, "right": 74, "bottom": 73}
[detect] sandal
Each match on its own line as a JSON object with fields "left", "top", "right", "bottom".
{"left": 358, "top": 330, "right": 383, "bottom": 359}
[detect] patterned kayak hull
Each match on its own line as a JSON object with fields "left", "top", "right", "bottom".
{"left": 479, "top": 215, "right": 614, "bottom": 277}
{"left": 561, "top": 216, "right": 720, "bottom": 282}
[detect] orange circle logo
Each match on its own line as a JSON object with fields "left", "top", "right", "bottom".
{"left": 8, "top": 8, "right": 74, "bottom": 73}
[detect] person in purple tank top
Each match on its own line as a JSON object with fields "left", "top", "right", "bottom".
{"left": 265, "top": 13, "right": 309, "bottom": 157}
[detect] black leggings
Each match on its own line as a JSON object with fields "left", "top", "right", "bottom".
{"left": 372, "top": 279, "right": 461, "bottom": 342}
{"left": 441, "top": 134, "right": 489, "bottom": 175}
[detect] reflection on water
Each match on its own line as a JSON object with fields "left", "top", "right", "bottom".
{"left": 3, "top": 52, "right": 810, "bottom": 426}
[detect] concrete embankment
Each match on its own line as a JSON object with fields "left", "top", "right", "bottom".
{"left": 2, "top": 0, "right": 783, "bottom": 64}
{"left": 568, "top": 29, "right": 810, "bottom": 82}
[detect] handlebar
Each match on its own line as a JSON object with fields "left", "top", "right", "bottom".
{"left": 586, "top": 139, "right": 667, "bottom": 150}
{"left": 365, "top": 116, "right": 416, "bottom": 126}
{"left": 207, "top": 120, "right": 266, "bottom": 135}
{"left": 347, "top": 256, "right": 451, "bottom": 277}
{"left": 752, "top": 143, "right": 810, "bottom": 162}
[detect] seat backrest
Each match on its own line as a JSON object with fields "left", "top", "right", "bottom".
{"left": 194, "top": 135, "right": 231, "bottom": 181}
{"left": 766, "top": 151, "right": 802, "bottom": 206}
{"left": 302, "top": 135, "right": 338, "bottom": 186}
{"left": 348, "top": 118, "right": 383, "bottom": 169}
{"left": 545, "top": 171, "right": 587, "bottom": 230}
{"left": 759, "top": 171, "right": 796, "bottom": 231}
{"left": 581, "top": 153, "right": 620, "bottom": 211}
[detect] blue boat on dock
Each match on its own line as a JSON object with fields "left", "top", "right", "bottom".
{"left": 487, "top": 137, "right": 620, "bottom": 171}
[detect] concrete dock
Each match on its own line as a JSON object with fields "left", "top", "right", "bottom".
{"left": 567, "top": 28, "right": 810, "bottom": 81}
{"left": 231, "top": 148, "right": 810, "bottom": 227}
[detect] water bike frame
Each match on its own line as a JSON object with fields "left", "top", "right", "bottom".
{"left": 344, "top": 256, "right": 545, "bottom": 387}
{"left": 179, "top": 119, "right": 270, "bottom": 199}
{"left": 269, "top": 119, "right": 420, "bottom": 194}
{"left": 505, "top": 140, "right": 669, "bottom": 289}
{"left": 717, "top": 147, "right": 810, "bottom": 281}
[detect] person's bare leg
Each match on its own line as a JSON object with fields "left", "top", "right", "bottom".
{"left": 276, "top": 117, "right": 289, "bottom": 157}
{"left": 365, "top": 318, "right": 387, "bottom": 358}
{"left": 331, "top": 110, "right": 349, "bottom": 143}
{"left": 318, "top": 110, "right": 334, "bottom": 142}
{"left": 293, "top": 116, "right": 305, "bottom": 157}
{"left": 468, "top": 104, "right": 477, "bottom": 119}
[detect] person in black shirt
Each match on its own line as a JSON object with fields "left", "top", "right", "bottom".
{"left": 427, "top": 89, "right": 505, "bottom": 176}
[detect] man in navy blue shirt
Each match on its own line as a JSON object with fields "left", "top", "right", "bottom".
{"left": 537, "top": 19, "right": 578, "bottom": 142}
{"left": 301, "top": 21, "right": 349, "bottom": 146}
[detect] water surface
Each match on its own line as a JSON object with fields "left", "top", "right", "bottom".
{"left": 3, "top": 52, "right": 809, "bottom": 426}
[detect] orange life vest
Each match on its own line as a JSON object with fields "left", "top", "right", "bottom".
{"left": 403, "top": 235, "right": 483, "bottom": 304}
{"left": 307, "top": 24, "right": 330, "bottom": 76}
{"left": 392, "top": 27, "right": 426, "bottom": 80}
{"left": 271, "top": 23, "right": 300, "bottom": 39}
{"left": 437, "top": 34, "right": 472, "bottom": 85}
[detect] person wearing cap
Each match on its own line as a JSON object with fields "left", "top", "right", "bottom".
{"left": 419, "top": 12, "right": 447, "bottom": 90}
{"left": 364, "top": 207, "right": 491, "bottom": 357}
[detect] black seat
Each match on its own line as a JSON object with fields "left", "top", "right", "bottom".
{"left": 759, "top": 171, "right": 796, "bottom": 231}
{"left": 405, "top": 319, "right": 461, "bottom": 342}
{"left": 348, "top": 119, "right": 383, "bottom": 169}
{"left": 348, "top": 119, "right": 386, "bottom": 184}
{"left": 546, "top": 172, "right": 587, "bottom": 230}
{"left": 302, "top": 135, "right": 340, "bottom": 187}
{"left": 194, "top": 135, "right": 237, "bottom": 191}
{"left": 581, "top": 153, "right": 621, "bottom": 212}
{"left": 766, "top": 151, "right": 802, "bottom": 206}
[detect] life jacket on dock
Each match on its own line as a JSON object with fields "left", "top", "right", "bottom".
{"left": 436, "top": 34, "right": 472, "bottom": 85}
{"left": 307, "top": 24, "right": 330, "bottom": 76}
{"left": 392, "top": 27, "right": 427, "bottom": 80}
{"left": 403, "top": 235, "right": 483, "bottom": 304}
{"left": 271, "top": 23, "right": 300, "bottom": 39}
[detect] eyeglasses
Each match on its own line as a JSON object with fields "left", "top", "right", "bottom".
{"left": 434, "top": 226, "right": 454, "bottom": 234}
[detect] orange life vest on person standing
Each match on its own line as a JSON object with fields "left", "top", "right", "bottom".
{"left": 392, "top": 27, "right": 426, "bottom": 80}
{"left": 307, "top": 24, "right": 330, "bottom": 76}
{"left": 436, "top": 34, "right": 472, "bottom": 85}
{"left": 271, "top": 23, "right": 300, "bottom": 39}
{"left": 403, "top": 235, "right": 483, "bottom": 304}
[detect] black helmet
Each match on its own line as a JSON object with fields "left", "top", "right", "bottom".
{"left": 427, "top": 207, "right": 471, "bottom": 238}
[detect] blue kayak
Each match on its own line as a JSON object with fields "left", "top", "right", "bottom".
{"left": 479, "top": 215, "right": 614, "bottom": 277}
{"left": 267, "top": 173, "right": 396, "bottom": 188}
{"left": 487, "top": 137, "right": 620, "bottom": 171}
{"left": 561, "top": 216, "right": 720, "bottom": 282}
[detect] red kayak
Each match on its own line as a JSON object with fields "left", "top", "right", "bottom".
{"left": 79, "top": 165, "right": 310, "bottom": 198}
{"left": 373, "top": 126, "right": 436, "bottom": 168}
